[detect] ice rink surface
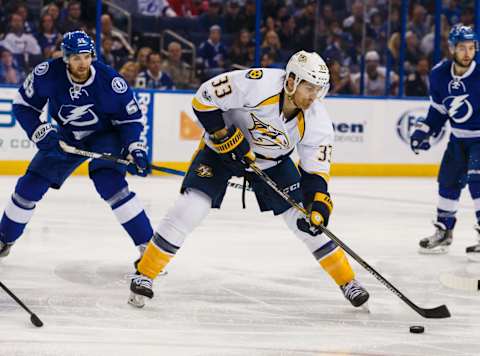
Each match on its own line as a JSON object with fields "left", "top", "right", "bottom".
{"left": 0, "top": 175, "right": 479, "bottom": 356}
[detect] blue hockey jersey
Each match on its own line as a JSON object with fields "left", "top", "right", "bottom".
{"left": 425, "top": 60, "right": 480, "bottom": 141}
{"left": 13, "top": 58, "right": 143, "bottom": 147}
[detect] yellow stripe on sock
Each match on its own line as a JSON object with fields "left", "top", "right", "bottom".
{"left": 319, "top": 248, "right": 355, "bottom": 286}
{"left": 138, "top": 241, "right": 173, "bottom": 279}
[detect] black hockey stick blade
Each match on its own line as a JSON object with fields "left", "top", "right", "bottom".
{"left": 30, "top": 313, "right": 44, "bottom": 327}
{"left": 415, "top": 304, "right": 450, "bottom": 319}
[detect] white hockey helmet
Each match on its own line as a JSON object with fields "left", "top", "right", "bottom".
{"left": 284, "top": 50, "right": 330, "bottom": 99}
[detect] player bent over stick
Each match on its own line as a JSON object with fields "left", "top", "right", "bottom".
{"left": 0, "top": 31, "right": 153, "bottom": 263}
{"left": 411, "top": 24, "right": 480, "bottom": 260}
{"left": 128, "top": 51, "right": 370, "bottom": 308}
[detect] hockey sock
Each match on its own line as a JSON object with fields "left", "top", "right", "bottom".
{"left": 317, "top": 245, "right": 355, "bottom": 286}
{"left": 468, "top": 181, "right": 480, "bottom": 221}
{"left": 437, "top": 186, "right": 461, "bottom": 230}
{"left": 138, "top": 233, "right": 179, "bottom": 279}
{"left": 0, "top": 173, "right": 49, "bottom": 244}
{"left": 91, "top": 169, "right": 153, "bottom": 246}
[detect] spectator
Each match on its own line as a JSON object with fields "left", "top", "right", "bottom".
{"left": 135, "top": 52, "right": 174, "bottom": 90}
{"left": 0, "top": 49, "right": 24, "bottom": 84}
{"left": 136, "top": 46, "right": 153, "bottom": 72}
{"left": 229, "top": 29, "right": 254, "bottom": 68}
{"left": 242, "top": 0, "right": 257, "bottom": 32}
{"left": 119, "top": 61, "right": 140, "bottom": 87}
{"left": 135, "top": 0, "right": 177, "bottom": 17}
{"left": 405, "top": 30, "right": 421, "bottom": 73}
{"left": 261, "top": 16, "right": 277, "bottom": 35}
{"left": 43, "top": 3, "right": 61, "bottom": 25}
{"left": 0, "top": 13, "right": 42, "bottom": 69}
{"left": 407, "top": 4, "right": 429, "bottom": 42}
{"left": 460, "top": 6, "right": 474, "bottom": 26}
{"left": 100, "top": 36, "right": 122, "bottom": 69}
{"left": 328, "top": 59, "right": 353, "bottom": 95}
{"left": 261, "top": 30, "right": 282, "bottom": 62}
{"left": 58, "top": 1, "right": 85, "bottom": 33}
{"left": 35, "top": 14, "right": 61, "bottom": 59}
{"left": 199, "top": 0, "right": 224, "bottom": 32}
{"left": 100, "top": 14, "right": 134, "bottom": 58}
{"left": 260, "top": 52, "right": 282, "bottom": 68}
{"left": 295, "top": 0, "right": 316, "bottom": 51}
{"left": 405, "top": 57, "right": 429, "bottom": 97}
{"left": 198, "top": 25, "right": 228, "bottom": 79}
{"left": 14, "top": 4, "right": 35, "bottom": 34}
{"left": 278, "top": 15, "right": 297, "bottom": 52}
{"left": 162, "top": 41, "right": 197, "bottom": 89}
{"left": 352, "top": 50, "right": 398, "bottom": 96}
{"left": 224, "top": 0, "right": 245, "bottom": 34}
{"left": 443, "top": 0, "right": 461, "bottom": 25}
{"left": 168, "top": 0, "right": 201, "bottom": 17}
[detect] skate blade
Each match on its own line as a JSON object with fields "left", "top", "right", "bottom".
{"left": 466, "top": 253, "right": 480, "bottom": 262}
{"left": 128, "top": 293, "right": 146, "bottom": 308}
{"left": 418, "top": 246, "right": 450, "bottom": 255}
{"left": 359, "top": 301, "right": 370, "bottom": 313}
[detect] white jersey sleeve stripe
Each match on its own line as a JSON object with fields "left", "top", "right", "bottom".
{"left": 430, "top": 97, "right": 447, "bottom": 114}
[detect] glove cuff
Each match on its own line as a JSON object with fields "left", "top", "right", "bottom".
{"left": 31, "top": 123, "right": 56, "bottom": 143}
{"left": 414, "top": 122, "right": 430, "bottom": 134}
{"left": 128, "top": 141, "right": 147, "bottom": 153}
{"left": 211, "top": 127, "right": 244, "bottom": 153}
{"left": 314, "top": 192, "right": 333, "bottom": 212}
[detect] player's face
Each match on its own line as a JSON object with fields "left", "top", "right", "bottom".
{"left": 68, "top": 53, "right": 92, "bottom": 81}
{"left": 454, "top": 41, "right": 476, "bottom": 68}
{"left": 293, "top": 81, "right": 323, "bottom": 109}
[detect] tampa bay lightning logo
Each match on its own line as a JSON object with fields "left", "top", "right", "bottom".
{"left": 111, "top": 77, "right": 128, "bottom": 94}
{"left": 58, "top": 104, "right": 99, "bottom": 127}
{"left": 442, "top": 94, "right": 473, "bottom": 123}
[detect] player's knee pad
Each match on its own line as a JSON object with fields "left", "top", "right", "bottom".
{"left": 281, "top": 207, "right": 330, "bottom": 252}
{"left": 90, "top": 168, "right": 128, "bottom": 201}
{"left": 14, "top": 172, "right": 50, "bottom": 203}
{"left": 156, "top": 188, "right": 211, "bottom": 247}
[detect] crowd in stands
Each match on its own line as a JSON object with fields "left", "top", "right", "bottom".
{"left": 0, "top": 0, "right": 475, "bottom": 97}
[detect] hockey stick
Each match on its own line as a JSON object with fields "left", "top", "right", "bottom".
{"left": 58, "top": 141, "right": 251, "bottom": 191}
{"left": 247, "top": 162, "right": 451, "bottom": 319}
{"left": 0, "top": 281, "right": 43, "bottom": 327}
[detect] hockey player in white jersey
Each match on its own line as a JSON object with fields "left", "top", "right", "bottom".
{"left": 128, "top": 51, "right": 370, "bottom": 308}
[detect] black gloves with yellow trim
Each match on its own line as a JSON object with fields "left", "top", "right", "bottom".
{"left": 297, "top": 192, "right": 333, "bottom": 236}
{"left": 210, "top": 125, "right": 255, "bottom": 174}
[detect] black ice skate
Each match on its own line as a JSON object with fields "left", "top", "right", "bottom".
{"left": 418, "top": 222, "right": 452, "bottom": 254}
{"left": 340, "top": 279, "right": 369, "bottom": 307}
{"left": 0, "top": 240, "right": 13, "bottom": 258}
{"left": 128, "top": 273, "right": 154, "bottom": 308}
{"left": 466, "top": 224, "right": 480, "bottom": 262}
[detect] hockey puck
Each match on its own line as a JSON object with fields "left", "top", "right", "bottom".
{"left": 409, "top": 325, "right": 424, "bottom": 334}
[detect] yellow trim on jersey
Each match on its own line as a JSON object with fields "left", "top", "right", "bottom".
{"left": 192, "top": 97, "right": 218, "bottom": 112}
{"left": 211, "top": 128, "right": 245, "bottom": 153}
{"left": 296, "top": 110, "right": 305, "bottom": 140}
{"left": 255, "top": 93, "right": 280, "bottom": 107}
{"left": 319, "top": 248, "right": 355, "bottom": 286}
{"left": 138, "top": 241, "right": 173, "bottom": 279}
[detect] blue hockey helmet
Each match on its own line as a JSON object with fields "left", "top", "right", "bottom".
{"left": 448, "top": 24, "right": 479, "bottom": 50}
{"left": 61, "top": 30, "right": 96, "bottom": 63}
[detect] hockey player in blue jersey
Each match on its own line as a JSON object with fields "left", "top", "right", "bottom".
{"left": 410, "top": 24, "right": 480, "bottom": 260}
{"left": 0, "top": 31, "right": 154, "bottom": 262}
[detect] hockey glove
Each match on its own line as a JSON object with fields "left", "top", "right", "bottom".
{"left": 210, "top": 126, "right": 256, "bottom": 173}
{"left": 297, "top": 192, "right": 333, "bottom": 236}
{"left": 410, "top": 122, "right": 431, "bottom": 154}
{"left": 31, "top": 123, "right": 61, "bottom": 152}
{"left": 127, "top": 142, "right": 149, "bottom": 177}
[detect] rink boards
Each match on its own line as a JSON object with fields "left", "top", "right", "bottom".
{"left": 0, "top": 86, "right": 448, "bottom": 176}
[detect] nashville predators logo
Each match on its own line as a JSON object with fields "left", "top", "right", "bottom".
{"left": 248, "top": 114, "right": 289, "bottom": 149}
{"left": 195, "top": 164, "right": 213, "bottom": 178}
{"left": 246, "top": 69, "right": 263, "bottom": 80}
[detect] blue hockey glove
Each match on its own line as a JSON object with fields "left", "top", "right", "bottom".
{"left": 127, "top": 142, "right": 149, "bottom": 177}
{"left": 31, "top": 123, "right": 61, "bottom": 152}
{"left": 297, "top": 192, "right": 333, "bottom": 236}
{"left": 410, "top": 122, "right": 431, "bottom": 154}
{"left": 210, "top": 126, "right": 256, "bottom": 174}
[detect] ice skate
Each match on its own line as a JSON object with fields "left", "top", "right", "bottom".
{"left": 340, "top": 279, "right": 369, "bottom": 308}
{"left": 466, "top": 224, "right": 480, "bottom": 262}
{"left": 128, "top": 273, "right": 153, "bottom": 308}
{"left": 0, "top": 240, "right": 13, "bottom": 258}
{"left": 418, "top": 222, "right": 452, "bottom": 254}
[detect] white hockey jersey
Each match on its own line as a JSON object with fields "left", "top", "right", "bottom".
{"left": 192, "top": 68, "right": 333, "bottom": 181}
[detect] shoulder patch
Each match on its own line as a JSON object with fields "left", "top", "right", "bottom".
{"left": 34, "top": 62, "right": 49, "bottom": 76}
{"left": 111, "top": 77, "right": 128, "bottom": 94}
{"left": 246, "top": 69, "right": 263, "bottom": 80}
